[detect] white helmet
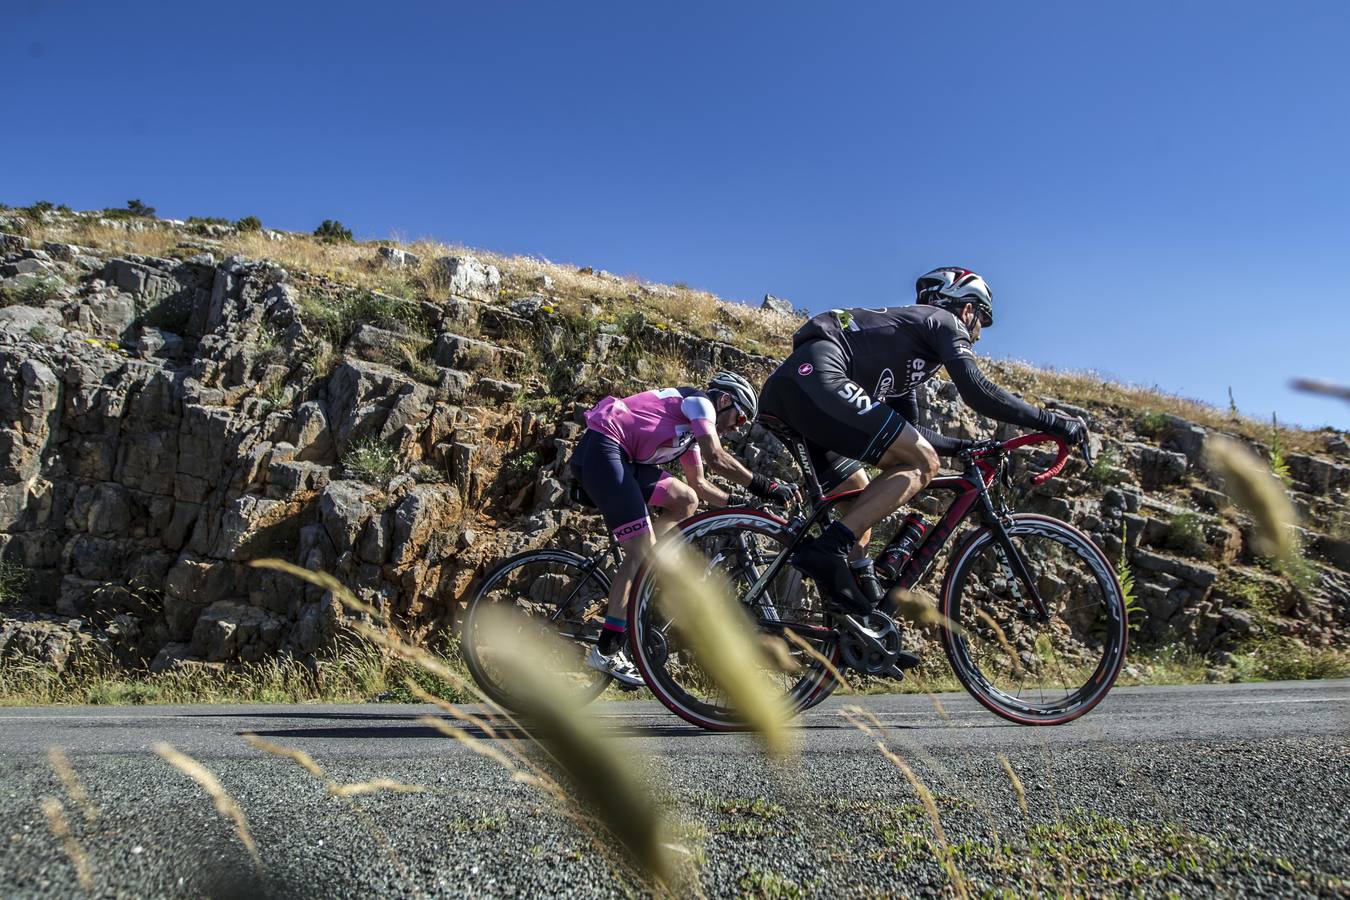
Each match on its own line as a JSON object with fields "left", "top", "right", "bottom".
{"left": 916, "top": 267, "right": 994, "bottom": 327}
{"left": 707, "top": 371, "right": 757, "bottom": 420}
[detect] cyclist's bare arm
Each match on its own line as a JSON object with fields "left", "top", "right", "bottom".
{"left": 682, "top": 438, "right": 739, "bottom": 507}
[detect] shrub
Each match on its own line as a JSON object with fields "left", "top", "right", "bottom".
{"left": 100, "top": 199, "right": 157, "bottom": 220}
{"left": 1268, "top": 413, "right": 1291, "bottom": 485}
{"left": 314, "top": 219, "right": 353, "bottom": 243}
{"left": 234, "top": 215, "right": 263, "bottom": 232}
{"left": 186, "top": 216, "right": 230, "bottom": 227}
{"left": 0, "top": 277, "right": 62, "bottom": 307}
{"left": 342, "top": 436, "right": 401, "bottom": 485}
{"left": 22, "top": 200, "right": 55, "bottom": 221}
{"left": 0, "top": 561, "right": 27, "bottom": 605}
{"left": 1163, "top": 512, "right": 1209, "bottom": 557}
{"left": 1134, "top": 410, "right": 1167, "bottom": 437}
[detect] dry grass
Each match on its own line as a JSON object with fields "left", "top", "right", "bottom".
{"left": 27, "top": 212, "right": 1340, "bottom": 455}
{"left": 989, "top": 359, "right": 1330, "bottom": 454}
{"left": 841, "top": 705, "right": 970, "bottom": 899}
{"left": 251, "top": 557, "right": 687, "bottom": 892}
{"left": 648, "top": 541, "right": 795, "bottom": 757}
{"left": 1206, "top": 434, "right": 1300, "bottom": 565}
{"left": 153, "top": 742, "right": 261, "bottom": 869}
{"left": 40, "top": 797, "right": 95, "bottom": 893}
{"left": 47, "top": 747, "right": 99, "bottom": 823}
{"left": 996, "top": 753, "right": 1028, "bottom": 816}
{"left": 328, "top": 778, "right": 426, "bottom": 798}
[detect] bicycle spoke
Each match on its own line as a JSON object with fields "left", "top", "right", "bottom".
{"left": 943, "top": 517, "right": 1126, "bottom": 724}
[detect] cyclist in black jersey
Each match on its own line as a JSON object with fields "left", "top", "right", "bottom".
{"left": 759, "top": 266, "right": 1087, "bottom": 614}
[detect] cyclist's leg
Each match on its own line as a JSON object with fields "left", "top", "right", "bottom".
{"left": 837, "top": 424, "right": 939, "bottom": 539}
{"left": 573, "top": 431, "right": 658, "bottom": 650}
{"left": 761, "top": 340, "right": 932, "bottom": 610}
{"left": 641, "top": 468, "right": 698, "bottom": 536}
{"left": 807, "top": 447, "right": 872, "bottom": 556}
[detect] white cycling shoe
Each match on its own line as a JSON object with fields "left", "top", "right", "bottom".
{"left": 585, "top": 646, "right": 645, "bottom": 687}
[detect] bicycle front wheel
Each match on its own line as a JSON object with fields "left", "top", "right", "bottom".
{"left": 628, "top": 508, "right": 841, "bottom": 731}
{"left": 940, "top": 514, "right": 1127, "bottom": 725}
{"left": 461, "top": 549, "right": 613, "bottom": 712}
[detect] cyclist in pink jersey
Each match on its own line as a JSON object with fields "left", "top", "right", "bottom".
{"left": 569, "top": 372, "right": 800, "bottom": 684}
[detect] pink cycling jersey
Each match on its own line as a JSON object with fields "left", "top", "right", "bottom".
{"left": 584, "top": 388, "right": 716, "bottom": 466}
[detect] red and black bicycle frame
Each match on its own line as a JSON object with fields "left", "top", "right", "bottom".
{"left": 730, "top": 429, "right": 1071, "bottom": 636}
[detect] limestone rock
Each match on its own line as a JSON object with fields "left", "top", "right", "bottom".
{"left": 377, "top": 246, "right": 421, "bottom": 268}
{"left": 319, "top": 480, "right": 376, "bottom": 557}
{"left": 433, "top": 255, "right": 500, "bottom": 300}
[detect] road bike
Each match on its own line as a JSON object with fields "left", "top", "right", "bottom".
{"left": 626, "top": 417, "right": 1128, "bottom": 730}
{"left": 460, "top": 528, "right": 623, "bottom": 711}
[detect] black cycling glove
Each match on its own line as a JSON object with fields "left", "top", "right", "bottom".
{"left": 749, "top": 473, "right": 799, "bottom": 505}
{"left": 1046, "top": 413, "right": 1088, "bottom": 446}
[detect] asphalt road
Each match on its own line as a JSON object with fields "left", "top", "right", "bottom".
{"left": 1, "top": 680, "right": 1347, "bottom": 898}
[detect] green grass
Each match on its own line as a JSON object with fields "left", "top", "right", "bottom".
{"left": 1231, "top": 636, "right": 1350, "bottom": 681}
{"left": 1163, "top": 511, "right": 1210, "bottom": 558}
{"left": 0, "top": 276, "right": 62, "bottom": 307}
{"left": 341, "top": 436, "right": 402, "bottom": 485}
{"left": 0, "top": 560, "right": 27, "bottom": 605}
{"left": 736, "top": 867, "right": 806, "bottom": 899}
{"left": 299, "top": 286, "right": 426, "bottom": 347}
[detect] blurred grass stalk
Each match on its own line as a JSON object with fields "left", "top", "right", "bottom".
{"left": 649, "top": 541, "right": 795, "bottom": 757}
{"left": 253, "top": 557, "right": 680, "bottom": 889}
{"left": 1204, "top": 435, "right": 1299, "bottom": 565}
{"left": 153, "top": 742, "right": 261, "bottom": 869}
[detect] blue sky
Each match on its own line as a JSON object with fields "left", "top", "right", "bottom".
{"left": 7, "top": 0, "right": 1348, "bottom": 428}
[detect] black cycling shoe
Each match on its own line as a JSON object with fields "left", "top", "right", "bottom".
{"left": 791, "top": 537, "right": 873, "bottom": 616}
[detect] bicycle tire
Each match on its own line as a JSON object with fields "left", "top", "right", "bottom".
{"left": 939, "top": 513, "right": 1127, "bottom": 725}
{"left": 460, "top": 548, "right": 613, "bottom": 712}
{"left": 628, "top": 508, "right": 841, "bottom": 731}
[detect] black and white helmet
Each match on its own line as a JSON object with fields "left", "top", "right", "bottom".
{"left": 707, "top": 371, "right": 757, "bottom": 420}
{"left": 916, "top": 267, "right": 994, "bottom": 327}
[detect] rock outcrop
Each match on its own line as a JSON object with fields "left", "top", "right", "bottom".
{"left": 1, "top": 210, "right": 1347, "bottom": 675}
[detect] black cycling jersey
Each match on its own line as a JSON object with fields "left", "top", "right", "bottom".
{"left": 794, "top": 305, "right": 976, "bottom": 401}
{"left": 795, "top": 304, "right": 1056, "bottom": 434}
{"left": 760, "top": 304, "right": 1060, "bottom": 485}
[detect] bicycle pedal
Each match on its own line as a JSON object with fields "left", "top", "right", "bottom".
{"left": 894, "top": 649, "right": 922, "bottom": 670}
{"left": 614, "top": 680, "right": 643, "bottom": 693}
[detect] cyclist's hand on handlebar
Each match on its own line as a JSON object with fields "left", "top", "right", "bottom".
{"left": 1046, "top": 412, "right": 1089, "bottom": 447}
{"left": 749, "top": 473, "right": 801, "bottom": 506}
{"left": 764, "top": 479, "right": 801, "bottom": 506}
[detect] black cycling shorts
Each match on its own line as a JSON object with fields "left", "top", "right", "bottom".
{"left": 759, "top": 338, "right": 912, "bottom": 492}
{"left": 569, "top": 430, "right": 676, "bottom": 544}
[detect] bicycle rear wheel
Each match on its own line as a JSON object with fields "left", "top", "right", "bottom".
{"left": 940, "top": 514, "right": 1127, "bottom": 725}
{"left": 628, "top": 509, "right": 841, "bottom": 731}
{"left": 461, "top": 549, "right": 613, "bottom": 712}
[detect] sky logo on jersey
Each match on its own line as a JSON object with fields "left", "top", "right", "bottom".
{"left": 836, "top": 382, "right": 879, "bottom": 415}
{"left": 798, "top": 363, "right": 813, "bottom": 376}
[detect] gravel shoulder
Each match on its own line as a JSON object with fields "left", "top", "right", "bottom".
{"left": 1, "top": 681, "right": 1347, "bottom": 897}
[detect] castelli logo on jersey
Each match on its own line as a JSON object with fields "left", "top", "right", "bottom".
{"left": 798, "top": 363, "right": 813, "bottom": 376}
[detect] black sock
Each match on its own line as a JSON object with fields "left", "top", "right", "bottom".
{"left": 599, "top": 617, "right": 625, "bottom": 655}
{"left": 818, "top": 520, "right": 858, "bottom": 555}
